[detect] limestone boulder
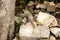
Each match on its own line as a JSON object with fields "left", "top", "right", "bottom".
{"left": 36, "top": 12, "right": 58, "bottom": 27}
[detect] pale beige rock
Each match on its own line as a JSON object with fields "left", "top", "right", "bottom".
{"left": 40, "top": 26, "right": 50, "bottom": 38}
{"left": 36, "top": 4, "right": 46, "bottom": 9}
{"left": 34, "top": 26, "right": 50, "bottom": 38}
{"left": 50, "top": 2, "right": 55, "bottom": 6}
{"left": 27, "top": 1, "right": 34, "bottom": 7}
{"left": 36, "top": 12, "right": 58, "bottom": 27}
{"left": 50, "top": 35, "right": 56, "bottom": 40}
{"left": 44, "top": 1, "right": 48, "bottom": 5}
{"left": 50, "top": 27, "right": 60, "bottom": 37}
{"left": 19, "top": 22, "right": 33, "bottom": 37}
{"left": 19, "top": 22, "right": 50, "bottom": 38}
{"left": 44, "top": 1, "right": 55, "bottom": 6}
{"left": 36, "top": 4, "right": 40, "bottom": 8}
{"left": 22, "top": 17, "right": 27, "bottom": 24}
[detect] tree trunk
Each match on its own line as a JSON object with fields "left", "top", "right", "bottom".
{"left": 0, "top": 0, "right": 16, "bottom": 40}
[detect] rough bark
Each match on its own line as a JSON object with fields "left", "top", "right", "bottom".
{"left": 0, "top": 0, "right": 15, "bottom": 40}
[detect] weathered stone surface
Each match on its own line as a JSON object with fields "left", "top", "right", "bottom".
{"left": 34, "top": 26, "right": 50, "bottom": 38}
{"left": 36, "top": 12, "right": 58, "bottom": 27}
{"left": 40, "top": 26, "right": 50, "bottom": 38}
{"left": 50, "top": 35, "right": 56, "bottom": 40}
{"left": 19, "top": 22, "right": 33, "bottom": 37}
{"left": 0, "top": 0, "right": 15, "bottom": 40}
{"left": 36, "top": 4, "right": 46, "bottom": 9}
{"left": 19, "top": 22, "right": 50, "bottom": 38}
{"left": 47, "top": 4, "right": 55, "bottom": 12}
{"left": 27, "top": 1, "right": 34, "bottom": 7}
{"left": 50, "top": 27, "right": 60, "bottom": 37}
